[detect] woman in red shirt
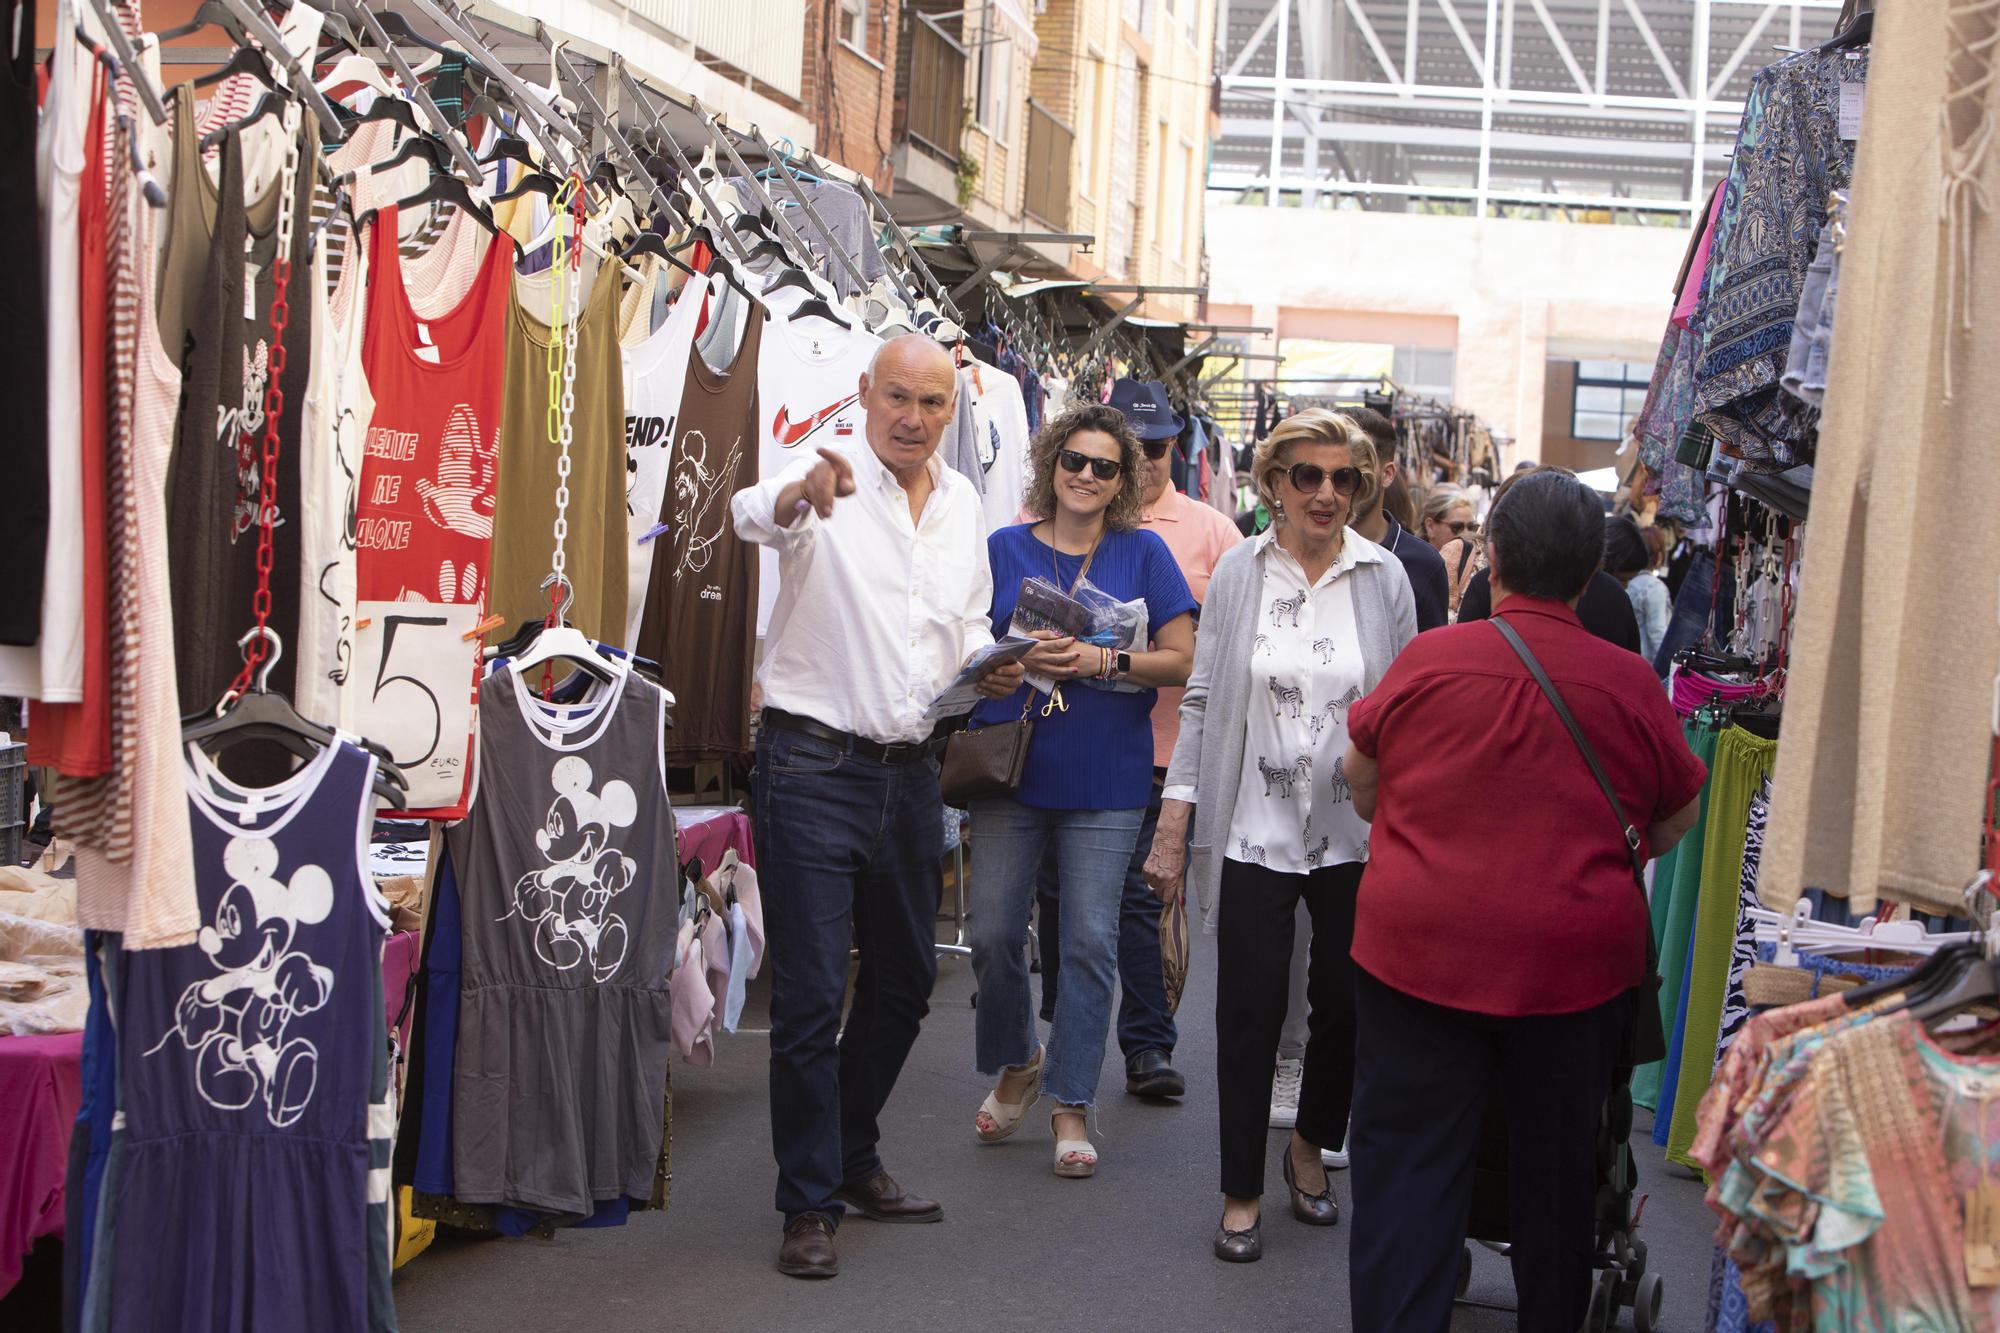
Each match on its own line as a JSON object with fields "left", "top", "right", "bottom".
{"left": 1340, "top": 469, "right": 1704, "bottom": 1333}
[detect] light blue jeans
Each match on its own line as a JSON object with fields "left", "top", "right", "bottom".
{"left": 968, "top": 798, "right": 1145, "bottom": 1108}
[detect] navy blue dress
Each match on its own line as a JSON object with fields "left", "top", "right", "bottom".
{"left": 105, "top": 741, "right": 394, "bottom": 1332}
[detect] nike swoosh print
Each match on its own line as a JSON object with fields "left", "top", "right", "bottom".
{"left": 772, "top": 393, "right": 861, "bottom": 447}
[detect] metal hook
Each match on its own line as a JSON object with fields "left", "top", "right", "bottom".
{"left": 540, "top": 572, "right": 577, "bottom": 621}
{"left": 235, "top": 626, "right": 284, "bottom": 695}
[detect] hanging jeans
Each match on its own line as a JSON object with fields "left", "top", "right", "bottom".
{"left": 1651, "top": 547, "right": 1737, "bottom": 676}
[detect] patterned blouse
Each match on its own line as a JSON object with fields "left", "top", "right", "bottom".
{"left": 1225, "top": 530, "right": 1375, "bottom": 874}
{"left": 1692, "top": 47, "right": 1868, "bottom": 470}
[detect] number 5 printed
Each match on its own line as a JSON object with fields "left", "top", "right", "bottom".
{"left": 350, "top": 601, "right": 480, "bottom": 809}
{"left": 374, "top": 613, "right": 447, "bottom": 767}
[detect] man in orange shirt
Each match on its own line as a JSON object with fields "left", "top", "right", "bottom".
{"left": 1035, "top": 380, "right": 1242, "bottom": 1098}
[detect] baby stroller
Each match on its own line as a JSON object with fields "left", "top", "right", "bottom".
{"left": 1452, "top": 1064, "right": 1664, "bottom": 1333}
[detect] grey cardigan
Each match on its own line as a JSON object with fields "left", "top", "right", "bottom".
{"left": 1164, "top": 531, "right": 1418, "bottom": 931}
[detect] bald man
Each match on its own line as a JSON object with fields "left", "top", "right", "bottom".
{"left": 733, "top": 335, "right": 1023, "bottom": 1278}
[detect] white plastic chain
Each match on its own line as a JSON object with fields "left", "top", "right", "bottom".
{"left": 273, "top": 102, "right": 301, "bottom": 269}
{"left": 544, "top": 174, "right": 585, "bottom": 606}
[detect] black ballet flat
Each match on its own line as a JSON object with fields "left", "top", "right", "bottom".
{"left": 1213, "top": 1215, "right": 1262, "bottom": 1262}
{"left": 1283, "top": 1146, "right": 1340, "bottom": 1226}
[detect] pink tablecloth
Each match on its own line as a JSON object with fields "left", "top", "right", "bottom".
{"left": 0, "top": 1033, "right": 83, "bottom": 1297}
{"left": 677, "top": 809, "right": 752, "bottom": 877}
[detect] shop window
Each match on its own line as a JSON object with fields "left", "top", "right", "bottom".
{"left": 1570, "top": 360, "right": 1650, "bottom": 440}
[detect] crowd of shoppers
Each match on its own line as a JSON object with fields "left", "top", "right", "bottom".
{"left": 737, "top": 375, "right": 1707, "bottom": 1331}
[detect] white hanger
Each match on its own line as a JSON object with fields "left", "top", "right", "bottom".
{"left": 506, "top": 624, "right": 625, "bottom": 685}
{"left": 316, "top": 53, "right": 395, "bottom": 100}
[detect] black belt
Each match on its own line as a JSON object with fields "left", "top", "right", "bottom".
{"left": 759, "top": 708, "right": 943, "bottom": 766}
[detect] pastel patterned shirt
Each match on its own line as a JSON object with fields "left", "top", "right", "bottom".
{"left": 1225, "top": 529, "right": 1375, "bottom": 874}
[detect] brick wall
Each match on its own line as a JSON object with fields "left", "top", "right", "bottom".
{"left": 802, "top": 0, "right": 901, "bottom": 191}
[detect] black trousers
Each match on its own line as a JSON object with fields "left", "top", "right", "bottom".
{"left": 1214, "top": 857, "right": 1361, "bottom": 1199}
{"left": 1348, "top": 968, "right": 1626, "bottom": 1333}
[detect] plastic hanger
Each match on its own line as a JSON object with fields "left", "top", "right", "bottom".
{"left": 787, "top": 292, "right": 853, "bottom": 328}
{"left": 479, "top": 134, "right": 537, "bottom": 169}
{"left": 620, "top": 231, "right": 700, "bottom": 279}
{"left": 191, "top": 43, "right": 276, "bottom": 91}
{"left": 198, "top": 88, "right": 290, "bottom": 151}
{"left": 316, "top": 52, "right": 396, "bottom": 101}
{"left": 354, "top": 93, "right": 421, "bottom": 134}
{"left": 369, "top": 132, "right": 455, "bottom": 178}
{"left": 493, "top": 169, "right": 560, "bottom": 204}
{"left": 182, "top": 630, "right": 408, "bottom": 809}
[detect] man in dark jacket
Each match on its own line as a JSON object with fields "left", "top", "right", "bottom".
{"left": 1347, "top": 408, "right": 1450, "bottom": 632}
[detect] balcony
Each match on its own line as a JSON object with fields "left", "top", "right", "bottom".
{"left": 619, "top": 0, "right": 804, "bottom": 101}
{"left": 1023, "top": 100, "right": 1074, "bottom": 229}
{"left": 898, "top": 15, "right": 967, "bottom": 165}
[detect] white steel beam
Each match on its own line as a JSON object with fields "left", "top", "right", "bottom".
{"left": 1405, "top": 0, "right": 1421, "bottom": 86}
{"left": 1707, "top": 1, "right": 1778, "bottom": 97}
{"left": 1478, "top": 0, "right": 1498, "bottom": 214}
{"left": 1619, "top": 0, "right": 1691, "bottom": 100}
{"left": 1209, "top": 173, "right": 1701, "bottom": 213}
{"left": 1222, "top": 87, "right": 1718, "bottom": 125}
{"left": 1433, "top": 0, "right": 1491, "bottom": 85}
{"left": 1227, "top": 4, "right": 1281, "bottom": 78}
{"left": 1268, "top": 0, "right": 1290, "bottom": 205}
{"left": 1342, "top": 0, "right": 1407, "bottom": 85}
{"left": 1689, "top": 0, "right": 1713, "bottom": 203}
{"left": 1526, "top": 0, "right": 1595, "bottom": 98}
{"left": 1594, "top": 0, "right": 1610, "bottom": 96}
{"left": 1218, "top": 116, "right": 1733, "bottom": 161}
{"left": 1225, "top": 73, "right": 1742, "bottom": 116}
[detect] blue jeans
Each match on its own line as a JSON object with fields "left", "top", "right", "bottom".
{"left": 1034, "top": 785, "right": 1180, "bottom": 1059}
{"left": 1652, "top": 547, "right": 1736, "bottom": 676}
{"left": 968, "top": 798, "right": 1144, "bottom": 1108}
{"left": 753, "top": 721, "right": 945, "bottom": 1225}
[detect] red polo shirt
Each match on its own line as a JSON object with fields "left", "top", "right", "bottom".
{"left": 1347, "top": 597, "right": 1707, "bottom": 1016}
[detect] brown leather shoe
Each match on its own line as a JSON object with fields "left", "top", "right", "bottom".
{"left": 777, "top": 1213, "right": 839, "bottom": 1278}
{"left": 832, "top": 1171, "right": 944, "bottom": 1223}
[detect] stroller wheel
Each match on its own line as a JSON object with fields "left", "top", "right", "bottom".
{"left": 1456, "top": 1246, "right": 1471, "bottom": 1298}
{"left": 1583, "top": 1270, "right": 1615, "bottom": 1332}
{"left": 1630, "top": 1237, "right": 1649, "bottom": 1278}
{"left": 1631, "top": 1271, "right": 1664, "bottom": 1333}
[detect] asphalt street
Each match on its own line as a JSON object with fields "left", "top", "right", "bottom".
{"left": 391, "top": 911, "right": 1719, "bottom": 1333}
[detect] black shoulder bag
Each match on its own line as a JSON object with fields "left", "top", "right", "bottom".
{"left": 1491, "top": 616, "right": 1668, "bottom": 1067}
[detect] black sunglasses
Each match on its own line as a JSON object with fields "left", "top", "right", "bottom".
{"left": 1059, "top": 449, "right": 1124, "bottom": 482}
{"left": 1286, "top": 463, "right": 1362, "bottom": 497}
{"left": 1441, "top": 519, "right": 1478, "bottom": 535}
{"left": 1142, "top": 440, "right": 1174, "bottom": 460}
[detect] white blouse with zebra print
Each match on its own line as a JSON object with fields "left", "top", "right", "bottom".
{"left": 1224, "top": 529, "right": 1375, "bottom": 875}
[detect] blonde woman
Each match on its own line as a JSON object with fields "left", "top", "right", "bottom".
{"left": 1145, "top": 409, "right": 1417, "bottom": 1261}
{"left": 1422, "top": 489, "right": 1484, "bottom": 619}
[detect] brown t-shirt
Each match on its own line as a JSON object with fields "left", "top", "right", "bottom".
{"left": 635, "top": 308, "right": 761, "bottom": 761}
{"left": 489, "top": 259, "right": 629, "bottom": 644}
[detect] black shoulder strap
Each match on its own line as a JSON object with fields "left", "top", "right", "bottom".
{"left": 1491, "top": 616, "right": 1646, "bottom": 889}
{"left": 1455, "top": 541, "right": 1475, "bottom": 582}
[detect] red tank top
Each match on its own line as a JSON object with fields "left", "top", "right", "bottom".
{"left": 355, "top": 206, "right": 514, "bottom": 817}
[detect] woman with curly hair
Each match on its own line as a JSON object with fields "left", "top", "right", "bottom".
{"left": 966, "top": 402, "right": 1198, "bottom": 1178}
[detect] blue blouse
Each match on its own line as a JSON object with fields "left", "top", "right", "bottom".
{"left": 971, "top": 524, "right": 1197, "bottom": 810}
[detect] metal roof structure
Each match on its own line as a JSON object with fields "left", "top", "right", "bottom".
{"left": 1211, "top": 0, "right": 1845, "bottom": 219}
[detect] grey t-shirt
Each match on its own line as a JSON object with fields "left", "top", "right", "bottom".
{"left": 727, "top": 176, "right": 887, "bottom": 300}
{"left": 447, "top": 669, "right": 676, "bottom": 1216}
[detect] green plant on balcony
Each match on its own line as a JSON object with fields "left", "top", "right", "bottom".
{"left": 956, "top": 101, "right": 981, "bottom": 207}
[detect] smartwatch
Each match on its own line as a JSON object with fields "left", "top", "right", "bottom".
{"left": 1113, "top": 651, "right": 1132, "bottom": 678}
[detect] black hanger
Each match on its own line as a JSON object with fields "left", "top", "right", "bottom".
{"left": 619, "top": 231, "right": 700, "bottom": 279}
{"left": 369, "top": 132, "right": 455, "bottom": 178}
{"left": 464, "top": 91, "right": 513, "bottom": 134}
{"left": 1820, "top": 3, "right": 1873, "bottom": 50}
{"left": 152, "top": 0, "right": 246, "bottom": 43}
{"left": 199, "top": 89, "right": 289, "bottom": 151}
{"left": 356, "top": 96, "right": 422, "bottom": 134}
{"left": 493, "top": 170, "right": 560, "bottom": 204}
{"left": 191, "top": 44, "right": 276, "bottom": 91}
{"left": 764, "top": 267, "right": 817, "bottom": 296}
{"left": 479, "top": 134, "right": 537, "bottom": 168}
{"left": 182, "top": 634, "right": 408, "bottom": 809}
{"left": 369, "top": 10, "right": 466, "bottom": 65}
{"left": 358, "top": 170, "right": 501, "bottom": 239}
{"left": 787, "top": 295, "right": 853, "bottom": 328}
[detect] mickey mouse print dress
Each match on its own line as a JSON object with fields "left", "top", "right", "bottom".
{"left": 444, "top": 665, "right": 677, "bottom": 1218}
{"left": 98, "top": 739, "right": 395, "bottom": 1332}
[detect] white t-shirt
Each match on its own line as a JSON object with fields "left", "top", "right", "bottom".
{"left": 295, "top": 235, "right": 377, "bottom": 729}
{"left": 972, "top": 365, "right": 1033, "bottom": 536}
{"left": 753, "top": 311, "right": 882, "bottom": 636}
{"left": 0, "top": 1, "right": 90, "bottom": 700}
{"left": 620, "top": 272, "right": 712, "bottom": 647}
